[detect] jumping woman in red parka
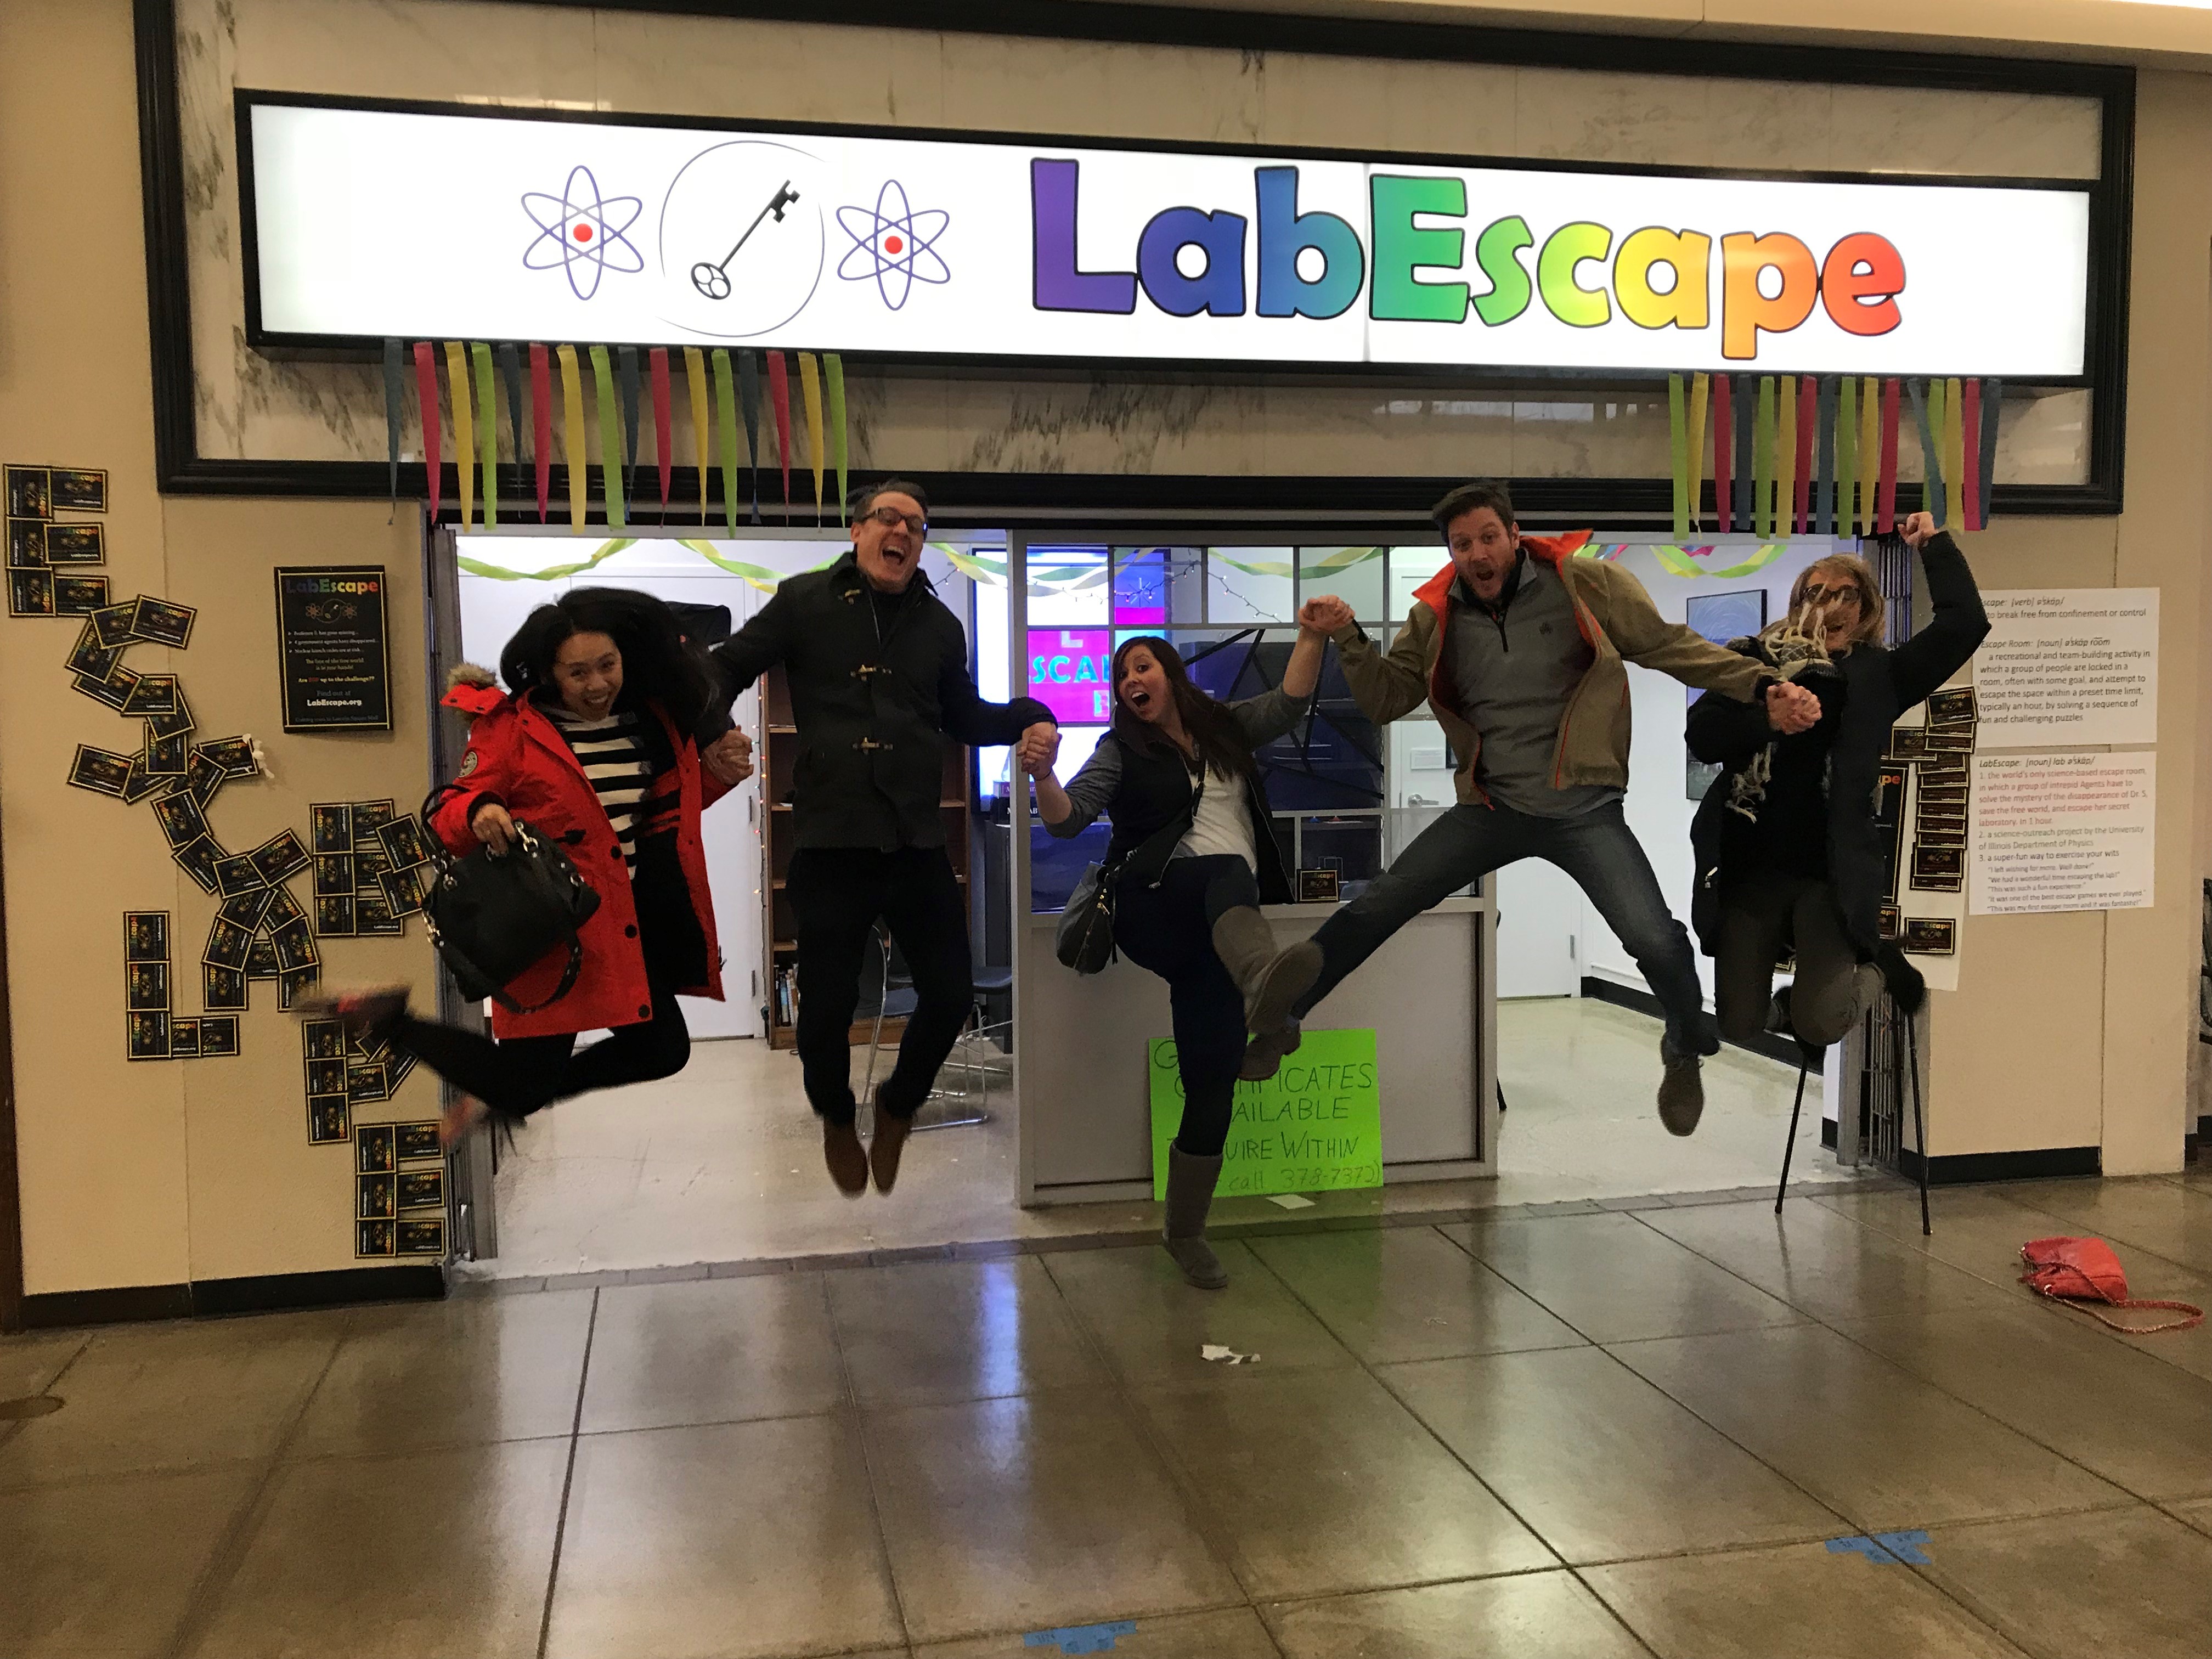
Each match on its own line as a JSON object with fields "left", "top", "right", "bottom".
{"left": 306, "top": 588, "right": 753, "bottom": 1147}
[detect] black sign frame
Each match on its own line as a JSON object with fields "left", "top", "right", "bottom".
{"left": 274, "top": 564, "right": 393, "bottom": 732}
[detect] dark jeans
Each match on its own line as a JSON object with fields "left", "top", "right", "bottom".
{"left": 1114, "top": 855, "right": 1259, "bottom": 1159}
{"left": 1297, "top": 799, "right": 1718, "bottom": 1056}
{"left": 389, "top": 964, "right": 691, "bottom": 1119}
{"left": 789, "top": 845, "right": 972, "bottom": 1125}
{"left": 1713, "top": 869, "right": 1865, "bottom": 1048}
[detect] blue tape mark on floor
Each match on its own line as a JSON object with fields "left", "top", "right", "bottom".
{"left": 1024, "top": 1622, "right": 1138, "bottom": 1654}
{"left": 1827, "top": 1531, "right": 1933, "bottom": 1565}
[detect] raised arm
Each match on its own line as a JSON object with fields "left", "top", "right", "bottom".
{"left": 1225, "top": 620, "right": 1329, "bottom": 748}
{"left": 1886, "top": 515, "right": 1991, "bottom": 710}
{"left": 709, "top": 585, "right": 797, "bottom": 696}
{"left": 1300, "top": 595, "right": 1432, "bottom": 725}
{"left": 1593, "top": 563, "right": 1775, "bottom": 701}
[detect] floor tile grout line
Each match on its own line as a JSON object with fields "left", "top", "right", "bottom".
{"left": 533, "top": 1286, "right": 602, "bottom": 1659}
{"left": 1030, "top": 1244, "right": 1286, "bottom": 1651}
{"left": 157, "top": 1315, "right": 356, "bottom": 1659}
{"left": 1802, "top": 1187, "right": 2212, "bottom": 1387}
{"left": 1607, "top": 1207, "right": 2163, "bottom": 1526}
{"left": 0, "top": 1331, "right": 91, "bottom": 1460}
{"left": 819, "top": 1266, "right": 918, "bottom": 1650}
{"left": 1239, "top": 1234, "right": 1575, "bottom": 1574}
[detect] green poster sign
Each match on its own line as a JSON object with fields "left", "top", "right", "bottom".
{"left": 1148, "top": 1028, "right": 1383, "bottom": 1201}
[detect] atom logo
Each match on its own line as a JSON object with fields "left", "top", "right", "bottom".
{"left": 522, "top": 165, "right": 644, "bottom": 301}
{"left": 835, "top": 179, "right": 949, "bottom": 311}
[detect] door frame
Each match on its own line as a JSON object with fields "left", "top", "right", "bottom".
{"left": 0, "top": 805, "right": 23, "bottom": 1332}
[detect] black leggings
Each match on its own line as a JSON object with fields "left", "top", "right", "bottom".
{"left": 388, "top": 964, "right": 691, "bottom": 1119}
{"left": 1113, "top": 854, "right": 1257, "bottom": 1159}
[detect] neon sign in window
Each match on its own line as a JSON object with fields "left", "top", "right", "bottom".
{"left": 1027, "top": 627, "right": 1114, "bottom": 724}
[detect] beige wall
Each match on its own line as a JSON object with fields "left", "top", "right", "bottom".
{"left": 0, "top": 1, "right": 2200, "bottom": 1301}
{"left": 0, "top": 0, "right": 438, "bottom": 1298}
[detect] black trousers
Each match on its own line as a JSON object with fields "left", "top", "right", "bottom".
{"left": 789, "top": 845, "right": 972, "bottom": 1125}
{"left": 388, "top": 963, "right": 691, "bottom": 1119}
{"left": 1114, "top": 854, "right": 1257, "bottom": 1160}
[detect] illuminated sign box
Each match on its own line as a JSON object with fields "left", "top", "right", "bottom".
{"left": 240, "top": 94, "right": 2092, "bottom": 378}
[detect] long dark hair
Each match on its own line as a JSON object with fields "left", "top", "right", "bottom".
{"left": 500, "top": 587, "right": 712, "bottom": 738}
{"left": 1110, "top": 636, "right": 1260, "bottom": 786}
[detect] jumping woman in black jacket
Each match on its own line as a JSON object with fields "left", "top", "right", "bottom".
{"left": 1029, "top": 627, "right": 1328, "bottom": 1289}
{"left": 1688, "top": 512, "right": 1989, "bottom": 1055}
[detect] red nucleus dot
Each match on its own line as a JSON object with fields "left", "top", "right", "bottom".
{"left": 883, "top": 234, "right": 904, "bottom": 255}
{"left": 573, "top": 224, "right": 592, "bottom": 243}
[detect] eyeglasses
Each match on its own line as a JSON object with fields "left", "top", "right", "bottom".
{"left": 1802, "top": 584, "right": 1863, "bottom": 607}
{"left": 861, "top": 505, "right": 927, "bottom": 535}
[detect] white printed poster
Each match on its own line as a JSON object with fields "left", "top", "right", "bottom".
{"left": 1970, "top": 752, "right": 2155, "bottom": 915}
{"left": 1973, "top": 589, "right": 2158, "bottom": 748}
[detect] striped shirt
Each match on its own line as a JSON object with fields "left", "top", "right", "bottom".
{"left": 543, "top": 706, "right": 675, "bottom": 870}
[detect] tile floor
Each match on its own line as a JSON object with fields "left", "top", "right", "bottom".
{"left": 5, "top": 1169, "right": 2210, "bottom": 1658}
{"left": 484, "top": 998, "right": 1846, "bottom": 1278}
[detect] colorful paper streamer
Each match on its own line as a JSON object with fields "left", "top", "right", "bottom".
{"left": 1711, "top": 374, "right": 1733, "bottom": 534}
{"left": 650, "top": 347, "right": 674, "bottom": 516}
{"left": 1836, "top": 375, "right": 1858, "bottom": 538}
{"left": 1815, "top": 376, "right": 1837, "bottom": 536}
{"left": 529, "top": 344, "right": 552, "bottom": 524}
{"left": 590, "top": 345, "right": 625, "bottom": 528}
{"left": 1668, "top": 373, "right": 1689, "bottom": 541}
{"left": 768, "top": 351, "right": 793, "bottom": 516}
{"left": 1977, "top": 379, "right": 2002, "bottom": 529}
{"left": 1688, "top": 373, "right": 1709, "bottom": 531}
{"left": 737, "top": 350, "right": 763, "bottom": 526}
{"left": 1877, "top": 378, "right": 1901, "bottom": 534}
{"left": 496, "top": 342, "right": 525, "bottom": 515}
{"left": 684, "top": 347, "right": 711, "bottom": 523}
{"left": 712, "top": 348, "right": 741, "bottom": 534}
{"left": 825, "top": 352, "right": 849, "bottom": 521}
{"left": 617, "top": 345, "right": 642, "bottom": 504}
{"left": 1859, "top": 377, "right": 1881, "bottom": 536}
{"left": 557, "top": 343, "right": 587, "bottom": 533}
{"left": 411, "top": 343, "right": 442, "bottom": 522}
{"left": 1943, "top": 377, "right": 1968, "bottom": 532}
{"left": 443, "top": 342, "right": 475, "bottom": 528}
{"left": 471, "top": 342, "right": 498, "bottom": 528}
{"left": 797, "top": 350, "right": 826, "bottom": 524}
{"left": 1793, "top": 375, "right": 1816, "bottom": 535}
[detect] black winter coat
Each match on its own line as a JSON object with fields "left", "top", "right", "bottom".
{"left": 713, "top": 551, "right": 1054, "bottom": 851}
{"left": 1686, "top": 532, "right": 1989, "bottom": 960}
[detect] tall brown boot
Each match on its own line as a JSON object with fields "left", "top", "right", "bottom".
{"left": 1163, "top": 1146, "right": 1229, "bottom": 1290}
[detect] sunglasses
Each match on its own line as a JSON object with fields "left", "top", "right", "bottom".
{"left": 861, "top": 505, "right": 927, "bottom": 535}
{"left": 1802, "top": 584, "right": 1863, "bottom": 607}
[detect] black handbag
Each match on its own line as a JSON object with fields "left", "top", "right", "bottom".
{"left": 1054, "top": 859, "right": 1120, "bottom": 975}
{"left": 417, "top": 785, "right": 602, "bottom": 1012}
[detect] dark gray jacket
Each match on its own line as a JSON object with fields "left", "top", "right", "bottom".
{"left": 714, "top": 551, "right": 1053, "bottom": 851}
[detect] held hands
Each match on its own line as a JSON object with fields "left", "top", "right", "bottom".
{"left": 1901, "top": 511, "right": 1936, "bottom": 549}
{"left": 1299, "top": 595, "right": 1356, "bottom": 636}
{"left": 469, "top": 800, "right": 518, "bottom": 854}
{"left": 703, "top": 727, "right": 754, "bottom": 787}
{"left": 1015, "top": 721, "right": 1060, "bottom": 778}
{"left": 1765, "top": 680, "right": 1821, "bottom": 735}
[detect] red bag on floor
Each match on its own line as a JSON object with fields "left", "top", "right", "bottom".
{"left": 2019, "top": 1236, "right": 2204, "bottom": 1334}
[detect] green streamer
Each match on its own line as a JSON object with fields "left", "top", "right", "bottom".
{"left": 712, "top": 349, "right": 741, "bottom": 535}
{"left": 589, "top": 345, "right": 625, "bottom": 528}
{"left": 1836, "top": 375, "right": 1859, "bottom": 539}
{"left": 1753, "top": 377, "right": 1776, "bottom": 538}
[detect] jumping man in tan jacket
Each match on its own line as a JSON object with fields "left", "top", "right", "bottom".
{"left": 1266, "top": 480, "right": 1820, "bottom": 1133}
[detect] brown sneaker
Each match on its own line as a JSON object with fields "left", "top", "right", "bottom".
{"left": 869, "top": 1109, "right": 913, "bottom": 1195}
{"left": 1657, "top": 1042, "right": 1705, "bottom": 1137}
{"left": 822, "top": 1120, "right": 868, "bottom": 1196}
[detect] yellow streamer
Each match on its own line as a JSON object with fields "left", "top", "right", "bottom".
{"left": 685, "top": 347, "right": 711, "bottom": 520}
{"left": 797, "top": 350, "right": 825, "bottom": 522}
{"left": 557, "top": 345, "right": 587, "bottom": 533}
{"left": 443, "top": 342, "right": 474, "bottom": 527}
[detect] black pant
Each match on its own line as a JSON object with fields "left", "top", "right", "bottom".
{"left": 1114, "top": 855, "right": 1256, "bottom": 1160}
{"left": 789, "top": 846, "right": 972, "bottom": 1125}
{"left": 388, "top": 963, "right": 692, "bottom": 1119}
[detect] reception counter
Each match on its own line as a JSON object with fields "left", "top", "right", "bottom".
{"left": 1013, "top": 896, "right": 1494, "bottom": 1205}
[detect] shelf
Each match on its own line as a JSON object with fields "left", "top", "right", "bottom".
{"left": 768, "top": 724, "right": 797, "bottom": 735}
{"left": 772, "top": 939, "right": 797, "bottom": 951}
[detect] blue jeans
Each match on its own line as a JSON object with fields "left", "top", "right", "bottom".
{"left": 1296, "top": 800, "right": 1718, "bottom": 1056}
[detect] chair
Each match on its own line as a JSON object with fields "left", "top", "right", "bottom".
{"left": 857, "top": 932, "right": 1003, "bottom": 1132}
{"left": 1774, "top": 995, "right": 1929, "bottom": 1235}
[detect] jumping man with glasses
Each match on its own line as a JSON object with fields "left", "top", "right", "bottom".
{"left": 712, "top": 479, "right": 1058, "bottom": 1195}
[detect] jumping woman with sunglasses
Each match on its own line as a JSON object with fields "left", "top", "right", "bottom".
{"left": 1025, "top": 626, "right": 1329, "bottom": 1289}
{"left": 1689, "top": 512, "right": 1989, "bottom": 1056}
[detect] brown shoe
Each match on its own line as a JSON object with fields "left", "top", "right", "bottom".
{"left": 1656, "top": 1042, "right": 1706, "bottom": 1137}
{"left": 870, "top": 1109, "right": 913, "bottom": 1195}
{"left": 822, "top": 1120, "right": 868, "bottom": 1196}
